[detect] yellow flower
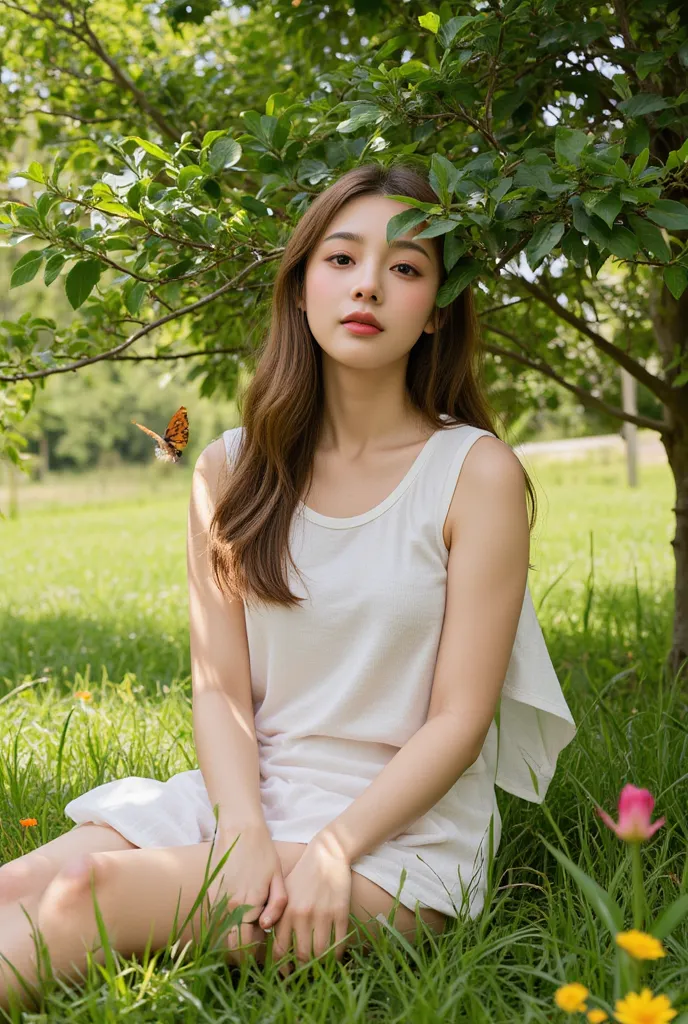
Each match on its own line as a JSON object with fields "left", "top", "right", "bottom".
{"left": 614, "top": 988, "right": 677, "bottom": 1024}
{"left": 555, "top": 982, "right": 589, "bottom": 1013}
{"left": 587, "top": 1011, "right": 609, "bottom": 1023}
{"left": 74, "top": 690, "right": 92, "bottom": 701}
{"left": 615, "top": 930, "right": 666, "bottom": 960}
{"left": 19, "top": 818, "right": 38, "bottom": 827}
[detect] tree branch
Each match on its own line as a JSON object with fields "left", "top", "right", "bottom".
{"left": 482, "top": 325, "right": 670, "bottom": 435}
{"left": 0, "top": 251, "right": 284, "bottom": 383}
{"left": 0, "top": 0, "right": 182, "bottom": 143}
{"left": 79, "top": 9, "right": 182, "bottom": 142}
{"left": 25, "top": 107, "right": 124, "bottom": 125}
{"left": 511, "top": 276, "right": 676, "bottom": 407}
{"left": 111, "top": 347, "right": 246, "bottom": 362}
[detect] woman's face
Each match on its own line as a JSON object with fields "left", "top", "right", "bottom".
{"left": 300, "top": 194, "right": 442, "bottom": 368}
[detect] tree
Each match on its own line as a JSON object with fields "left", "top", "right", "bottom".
{"left": 1, "top": 0, "right": 687, "bottom": 673}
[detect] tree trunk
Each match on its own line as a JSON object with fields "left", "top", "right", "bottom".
{"left": 665, "top": 417, "right": 688, "bottom": 680}
{"left": 649, "top": 278, "right": 688, "bottom": 681}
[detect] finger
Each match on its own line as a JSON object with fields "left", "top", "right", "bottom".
{"left": 225, "top": 924, "right": 264, "bottom": 967}
{"left": 312, "top": 919, "right": 334, "bottom": 961}
{"left": 225, "top": 914, "right": 262, "bottom": 950}
{"left": 293, "top": 919, "right": 313, "bottom": 967}
{"left": 259, "top": 871, "right": 289, "bottom": 931}
{"left": 333, "top": 915, "right": 353, "bottom": 961}
{"left": 271, "top": 917, "right": 293, "bottom": 977}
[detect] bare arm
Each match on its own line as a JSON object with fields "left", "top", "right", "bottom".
{"left": 187, "top": 436, "right": 268, "bottom": 839}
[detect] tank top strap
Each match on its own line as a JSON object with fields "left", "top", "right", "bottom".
{"left": 222, "top": 425, "right": 244, "bottom": 466}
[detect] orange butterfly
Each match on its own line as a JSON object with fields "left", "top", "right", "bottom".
{"left": 132, "top": 406, "right": 189, "bottom": 463}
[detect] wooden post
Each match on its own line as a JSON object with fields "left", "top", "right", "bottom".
{"left": 7, "top": 460, "right": 19, "bottom": 519}
{"left": 38, "top": 434, "right": 49, "bottom": 481}
{"left": 620, "top": 367, "right": 638, "bottom": 488}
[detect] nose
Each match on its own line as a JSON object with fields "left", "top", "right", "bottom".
{"left": 350, "top": 260, "right": 382, "bottom": 303}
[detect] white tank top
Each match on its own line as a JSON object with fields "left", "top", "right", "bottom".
{"left": 222, "top": 416, "right": 576, "bottom": 848}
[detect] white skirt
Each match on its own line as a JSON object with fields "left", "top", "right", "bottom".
{"left": 64, "top": 767, "right": 500, "bottom": 920}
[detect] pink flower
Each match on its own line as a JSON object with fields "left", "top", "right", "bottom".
{"left": 596, "top": 784, "right": 665, "bottom": 842}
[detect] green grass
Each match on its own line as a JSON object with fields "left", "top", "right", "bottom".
{"left": 0, "top": 451, "right": 686, "bottom": 1022}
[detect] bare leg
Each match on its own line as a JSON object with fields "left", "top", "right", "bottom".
{"left": 0, "top": 824, "right": 138, "bottom": 1012}
{"left": 0, "top": 839, "right": 447, "bottom": 1010}
{"left": 0, "top": 823, "right": 137, "bottom": 905}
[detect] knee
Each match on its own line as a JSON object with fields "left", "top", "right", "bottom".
{"left": 0, "top": 859, "right": 44, "bottom": 903}
{"left": 36, "top": 854, "right": 109, "bottom": 939}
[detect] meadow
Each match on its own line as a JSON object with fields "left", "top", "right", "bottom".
{"left": 0, "top": 449, "right": 685, "bottom": 1022}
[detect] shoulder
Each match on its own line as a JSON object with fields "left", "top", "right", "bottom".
{"left": 190, "top": 433, "right": 233, "bottom": 504}
{"left": 461, "top": 433, "right": 524, "bottom": 490}
{"left": 445, "top": 433, "right": 527, "bottom": 549}
{"left": 194, "top": 436, "right": 227, "bottom": 476}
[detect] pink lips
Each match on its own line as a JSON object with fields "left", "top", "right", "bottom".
{"left": 342, "top": 322, "right": 382, "bottom": 335}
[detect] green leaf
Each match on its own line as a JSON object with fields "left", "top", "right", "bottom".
{"left": 387, "top": 207, "right": 430, "bottom": 242}
{"left": 35, "top": 192, "right": 61, "bottom": 222}
{"left": 177, "top": 165, "right": 204, "bottom": 190}
{"left": 123, "top": 136, "right": 174, "bottom": 164}
{"left": 336, "top": 104, "right": 384, "bottom": 133}
{"left": 10, "top": 250, "right": 44, "bottom": 288}
{"left": 14, "top": 206, "right": 41, "bottom": 230}
{"left": 414, "top": 218, "right": 460, "bottom": 239}
{"left": 208, "top": 138, "right": 242, "bottom": 173}
{"left": 635, "top": 52, "right": 664, "bottom": 80}
{"left": 43, "top": 253, "right": 65, "bottom": 286}
{"left": 437, "top": 15, "right": 476, "bottom": 48}
{"left": 385, "top": 195, "right": 442, "bottom": 214}
{"left": 65, "top": 259, "right": 103, "bottom": 310}
{"left": 540, "top": 837, "right": 624, "bottom": 938}
{"left": 606, "top": 226, "right": 639, "bottom": 260}
{"left": 103, "top": 235, "right": 137, "bottom": 252}
{"left": 240, "top": 195, "right": 269, "bottom": 217}
{"left": 13, "top": 163, "right": 45, "bottom": 184}
{"left": 201, "top": 129, "right": 228, "bottom": 150}
{"left": 443, "top": 231, "right": 467, "bottom": 273}
{"left": 631, "top": 148, "right": 649, "bottom": 177}
{"left": 663, "top": 265, "right": 688, "bottom": 300}
{"left": 627, "top": 214, "right": 672, "bottom": 261}
{"left": 160, "top": 258, "right": 194, "bottom": 280}
{"left": 650, "top": 894, "right": 688, "bottom": 940}
{"left": 561, "top": 228, "right": 587, "bottom": 268}
{"left": 581, "top": 191, "right": 623, "bottom": 229}
{"left": 617, "top": 94, "right": 671, "bottom": 117}
{"left": 28, "top": 161, "right": 45, "bottom": 183}
{"left": 429, "top": 153, "right": 459, "bottom": 203}
{"left": 554, "top": 127, "right": 589, "bottom": 167}
{"left": 526, "top": 220, "right": 565, "bottom": 269}
{"left": 645, "top": 200, "right": 688, "bottom": 230}
{"left": 587, "top": 241, "right": 610, "bottom": 279}
{"left": 94, "top": 200, "right": 144, "bottom": 222}
{"left": 418, "top": 12, "right": 440, "bottom": 33}
{"left": 124, "top": 279, "right": 148, "bottom": 315}
{"left": 436, "top": 257, "right": 480, "bottom": 307}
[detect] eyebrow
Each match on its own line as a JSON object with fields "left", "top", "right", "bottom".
{"left": 321, "top": 230, "right": 432, "bottom": 262}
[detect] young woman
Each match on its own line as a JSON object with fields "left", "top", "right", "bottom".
{"left": 0, "top": 162, "right": 577, "bottom": 1009}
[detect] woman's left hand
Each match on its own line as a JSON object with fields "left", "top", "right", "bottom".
{"left": 269, "top": 831, "right": 353, "bottom": 976}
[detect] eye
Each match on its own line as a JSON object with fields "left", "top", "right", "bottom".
{"left": 325, "top": 254, "right": 419, "bottom": 277}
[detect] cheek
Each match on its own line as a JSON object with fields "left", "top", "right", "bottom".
{"left": 394, "top": 281, "right": 436, "bottom": 322}
{"left": 306, "top": 263, "right": 337, "bottom": 305}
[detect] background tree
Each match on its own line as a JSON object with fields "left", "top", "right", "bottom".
{"left": 1, "top": 0, "right": 687, "bottom": 673}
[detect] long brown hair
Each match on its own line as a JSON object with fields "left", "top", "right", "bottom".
{"left": 209, "top": 161, "right": 538, "bottom": 609}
